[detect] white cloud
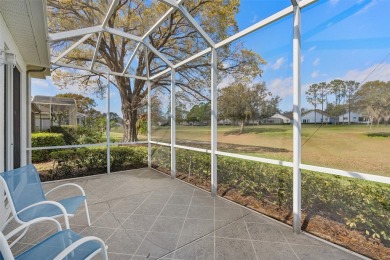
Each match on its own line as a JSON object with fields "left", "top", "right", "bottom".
{"left": 31, "top": 78, "right": 50, "bottom": 89}
{"left": 312, "top": 58, "right": 320, "bottom": 66}
{"left": 340, "top": 63, "right": 390, "bottom": 82}
{"left": 311, "top": 70, "right": 319, "bottom": 78}
{"left": 268, "top": 77, "right": 293, "bottom": 98}
{"left": 301, "top": 55, "right": 305, "bottom": 63}
{"left": 308, "top": 46, "right": 316, "bottom": 52}
{"left": 271, "top": 57, "right": 286, "bottom": 70}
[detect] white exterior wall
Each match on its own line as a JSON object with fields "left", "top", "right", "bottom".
{"left": 302, "top": 111, "right": 329, "bottom": 123}
{"left": 272, "top": 114, "right": 291, "bottom": 124}
{"left": 0, "top": 12, "right": 28, "bottom": 172}
{"left": 339, "top": 112, "right": 361, "bottom": 123}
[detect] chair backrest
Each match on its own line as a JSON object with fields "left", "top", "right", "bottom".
{"left": 0, "top": 164, "right": 45, "bottom": 214}
{"left": 0, "top": 232, "right": 14, "bottom": 260}
{"left": 0, "top": 182, "right": 11, "bottom": 231}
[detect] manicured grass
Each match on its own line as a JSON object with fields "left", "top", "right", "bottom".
{"left": 111, "top": 124, "right": 390, "bottom": 177}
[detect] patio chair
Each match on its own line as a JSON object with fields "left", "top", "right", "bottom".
{"left": 0, "top": 217, "right": 108, "bottom": 260}
{"left": 0, "top": 164, "right": 91, "bottom": 241}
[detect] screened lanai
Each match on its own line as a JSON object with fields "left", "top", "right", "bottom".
{"left": 21, "top": 0, "right": 390, "bottom": 259}
{"left": 31, "top": 95, "right": 78, "bottom": 131}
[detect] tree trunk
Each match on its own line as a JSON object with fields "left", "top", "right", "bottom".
{"left": 240, "top": 120, "right": 245, "bottom": 134}
{"left": 122, "top": 105, "right": 138, "bottom": 142}
{"left": 117, "top": 76, "right": 139, "bottom": 142}
{"left": 348, "top": 96, "right": 351, "bottom": 125}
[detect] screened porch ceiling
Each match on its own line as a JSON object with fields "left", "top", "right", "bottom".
{"left": 48, "top": 0, "right": 314, "bottom": 80}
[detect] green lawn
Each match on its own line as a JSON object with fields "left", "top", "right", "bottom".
{"left": 109, "top": 124, "right": 390, "bottom": 177}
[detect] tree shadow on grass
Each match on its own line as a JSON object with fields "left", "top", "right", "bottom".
{"left": 176, "top": 139, "right": 290, "bottom": 154}
{"left": 224, "top": 127, "right": 288, "bottom": 136}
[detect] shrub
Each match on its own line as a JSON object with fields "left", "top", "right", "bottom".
{"left": 301, "top": 171, "right": 390, "bottom": 244}
{"left": 48, "top": 144, "right": 390, "bottom": 244}
{"left": 48, "top": 146, "right": 147, "bottom": 179}
{"left": 151, "top": 148, "right": 390, "bottom": 244}
{"left": 31, "top": 133, "right": 65, "bottom": 162}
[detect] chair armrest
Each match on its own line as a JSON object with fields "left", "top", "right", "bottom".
{"left": 53, "top": 236, "right": 108, "bottom": 260}
{"left": 5, "top": 217, "right": 62, "bottom": 241}
{"left": 45, "top": 183, "right": 86, "bottom": 197}
{"left": 16, "top": 200, "right": 70, "bottom": 229}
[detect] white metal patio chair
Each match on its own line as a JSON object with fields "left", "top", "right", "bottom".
{"left": 0, "top": 164, "right": 91, "bottom": 246}
{"left": 0, "top": 217, "right": 108, "bottom": 260}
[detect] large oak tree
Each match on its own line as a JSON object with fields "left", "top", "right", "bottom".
{"left": 47, "top": 0, "right": 263, "bottom": 141}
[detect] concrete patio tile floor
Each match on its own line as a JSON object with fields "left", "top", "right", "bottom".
{"left": 8, "top": 168, "right": 365, "bottom": 259}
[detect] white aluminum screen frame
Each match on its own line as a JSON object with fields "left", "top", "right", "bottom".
{"left": 23, "top": 0, "right": 390, "bottom": 235}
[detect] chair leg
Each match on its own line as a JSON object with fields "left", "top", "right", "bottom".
{"left": 102, "top": 245, "right": 109, "bottom": 260}
{"left": 64, "top": 215, "right": 70, "bottom": 229}
{"left": 84, "top": 200, "right": 91, "bottom": 226}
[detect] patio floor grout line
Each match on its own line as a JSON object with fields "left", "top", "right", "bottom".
{"left": 87, "top": 189, "right": 156, "bottom": 207}
{"left": 244, "top": 217, "right": 259, "bottom": 260}
{"left": 130, "top": 185, "right": 179, "bottom": 259}
{"left": 84, "top": 171, "right": 158, "bottom": 242}
{"left": 150, "top": 168, "right": 367, "bottom": 259}
{"left": 40, "top": 168, "right": 369, "bottom": 259}
{"left": 103, "top": 181, "right": 156, "bottom": 248}
{"left": 278, "top": 227, "right": 301, "bottom": 260}
{"left": 76, "top": 187, "right": 129, "bottom": 234}
{"left": 171, "top": 187, "right": 196, "bottom": 260}
{"left": 69, "top": 223, "right": 333, "bottom": 246}
{"left": 86, "top": 179, "right": 152, "bottom": 206}
{"left": 80, "top": 170, "right": 177, "bottom": 233}
{"left": 157, "top": 210, "right": 253, "bottom": 260}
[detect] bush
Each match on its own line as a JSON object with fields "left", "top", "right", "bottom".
{"left": 48, "top": 146, "right": 147, "bottom": 179}
{"left": 301, "top": 171, "right": 390, "bottom": 244}
{"left": 150, "top": 148, "right": 390, "bottom": 244}
{"left": 31, "top": 133, "right": 65, "bottom": 162}
{"left": 48, "top": 144, "right": 390, "bottom": 244}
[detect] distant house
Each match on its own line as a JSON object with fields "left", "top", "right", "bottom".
{"left": 262, "top": 113, "right": 292, "bottom": 124}
{"left": 77, "top": 112, "right": 87, "bottom": 125}
{"left": 301, "top": 109, "right": 330, "bottom": 124}
{"left": 338, "top": 111, "right": 369, "bottom": 124}
{"left": 31, "top": 95, "right": 77, "bottom": 131}
{"left": 218, "top": 119, "right": 232, "bottom": 125}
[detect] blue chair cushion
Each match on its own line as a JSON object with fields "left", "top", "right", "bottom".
{"left": 0, "top": 165, "right": 46, "bottom": 213}
{"left": 18, "top": 196, "right": 86, "bottom": 222}
{"left": 15, "top": 229, "right": 101, "bottom": 260}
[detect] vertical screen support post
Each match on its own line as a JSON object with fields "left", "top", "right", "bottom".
{"left": 211, "top": 48, "right": 218, "bottom": 196}
{"left": 292, "top": 0, "right": 302, "bottom": 234}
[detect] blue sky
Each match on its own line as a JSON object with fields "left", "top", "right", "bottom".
{"left": 32, "top": 0, "right": 390, "bottom": 116}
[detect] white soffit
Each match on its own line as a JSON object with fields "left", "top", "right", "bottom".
{"left": 0, "top": 0, "right": 50, "bottom": 68}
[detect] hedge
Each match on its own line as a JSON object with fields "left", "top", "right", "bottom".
{"left": 31, "top": 133, "right": 65, "bottom": 162}
{"left": 150, "top": 146, "right": 390, "bottom": 244}
{"left": 47, "top": 146, "right": 147, "bottom": 180}
{"left": 47, "top": 144, "right": 390, "bottom": 244}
